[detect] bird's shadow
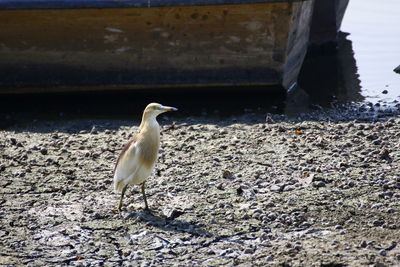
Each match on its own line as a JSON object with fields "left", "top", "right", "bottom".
{"left": 123, "top": 209, "right": 213, "bottom": 237}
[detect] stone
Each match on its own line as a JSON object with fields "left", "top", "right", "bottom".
{"left": 270, "top": 185, "right": 282, "bottom": 192}
{"left": 40, "top": 147, "right": 48, "bottom": 155}
{"left": 379, "top": 249, "right": 387, "bottom": 256}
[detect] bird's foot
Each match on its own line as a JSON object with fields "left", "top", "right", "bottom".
{"left": 112, "top": 206, "right": 124, "bottom": 217}
{"left": 143, "top": 206, "right": 153, "bottom": 214}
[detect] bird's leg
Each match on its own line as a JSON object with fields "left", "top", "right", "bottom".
{"left": 141, "top": 182, "right": 149, "bottom": 211}
{"left": 118, "top": 184, "right": 128, "bottom": 212}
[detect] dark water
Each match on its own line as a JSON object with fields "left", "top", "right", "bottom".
{"left": 297, "top": 32, "right": 363, "bottom": 108}
{"left": 0, "top": 0, "right": 399, "bottom": 123}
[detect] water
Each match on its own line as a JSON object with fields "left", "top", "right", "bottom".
{"left": 341, "top": 0, "right": 400, "bottom": 102}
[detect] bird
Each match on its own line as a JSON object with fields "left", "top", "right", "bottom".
{"left": 113, "top": 103, "right": 177, "bottom": 212}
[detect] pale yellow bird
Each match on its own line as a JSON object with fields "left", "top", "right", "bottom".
{"left": 113, "top": 103, "right": 177, "bottom": 211}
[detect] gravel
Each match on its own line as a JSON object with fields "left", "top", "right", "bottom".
{"left": 1, "top": 103, "right": 400, "bottom": 266}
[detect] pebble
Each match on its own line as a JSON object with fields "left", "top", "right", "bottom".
{"left": 283, "top": 185, "right": 296, "bottom": 192}
{"left": 372, "top": 203, "right": 383, "bottom": 209}
{"left": 244, "top": 247, "right": 255, "bottom": 254}
{"left": 386, "top": 208, "right": 395, "bottom": 214}
{"left": 9, "top": 137, "right": 17, "bottom": 145}
{"left": 216, "top": 183, "right": 225, "bottom": 190}
{"left": 163, "top": 209, "right": 184, "bottom": 220}
{"left": 300, "top": 222, "right": 311, "bottom": 228}
{"left": 360, "top": 240, "right": 368, "bottom": 248}
{"left": 90, "top": 126, "right": 98, "bottom": 134}
{"left": 236, "top": 186, "right": 244, "bottom": 195}
{"left": 372, "top": 139, "right": 381, "bottom": 145}
{"left": 40, "top": 147, "right": 48, "bottom": 155}
{"left": 366, "top": 134, "right": 378, "bottom": 141}
{"left": 313, "top": 181, "right": 326, "bottom": 188}
{"left": 379, "top": 148, "right": 390, "bottom": 160}
{"left": 222, "top": 170, "right": 234, "bottom": 179}
{"left": 92, "top": 212, "right": 103, "bottom": 220}
{"left": 356, "top": 130, "right": 365, "bottom": 136}
{"left": 267, "top": 213, "right": 277, "bottom": 221}
{"left": 206, "top": 249, "right": 216, "bottom": 255}
{"left": 334, "top": 225, "right": 343, "bottom": 230}
{"left": 373, "top": 219, "right": 384, "bottom": 227}
{"left": 270, "top": 185, "right": 282, "bottom": 192}
{"left": 379, "top": 249, "right": 387, "bottom": 256}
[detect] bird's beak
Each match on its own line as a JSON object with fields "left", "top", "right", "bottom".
{"left": 161, "top": 105, "right": 178, "bottom": 112}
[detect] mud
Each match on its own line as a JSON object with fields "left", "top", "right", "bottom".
{"left": 1, "top": 103, "right": 400, "bottom": 266}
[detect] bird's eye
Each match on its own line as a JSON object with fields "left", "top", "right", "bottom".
{"left": 153, "top": 106, "right": 158, "bottom": 110}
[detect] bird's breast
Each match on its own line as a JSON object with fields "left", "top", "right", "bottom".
{"left": 138, "top": 131, "right": 160, "bottom": 169}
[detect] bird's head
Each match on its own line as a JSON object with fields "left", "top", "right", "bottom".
{"left": 144, "top": 103, "right": 178, "bottom": 117}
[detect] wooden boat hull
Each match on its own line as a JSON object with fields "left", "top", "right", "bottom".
{"left": 0, "top": 0, "right": 314, "bottom": 93}
{"left": 309, "top": 0, "right": 349, "bottom": 46}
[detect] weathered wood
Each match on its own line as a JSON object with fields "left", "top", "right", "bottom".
{"left": 282, "top": 1, "right": 314, "bottom": 90}
{"left": 0, "top": 0, "right": 314, "bottom": 93}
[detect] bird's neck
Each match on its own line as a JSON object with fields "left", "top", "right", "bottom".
{"left": 139, "top": 115, "right": 161, "bottom": 157}
{"left": 139, "top": 114, "right": 160, "bottom": 133}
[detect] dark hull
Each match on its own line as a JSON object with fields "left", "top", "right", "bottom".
{"left": 309, "top": 0, "right": 349, "bottom": 46}
{"left": 0, "top": 0, "right": 314, "bottom": 93}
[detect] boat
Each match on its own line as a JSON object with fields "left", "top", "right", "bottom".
{"left": 0, "top": 0, "right": 314, "bottom": 94}
{"left": 309, "top": 0, "right": 349, "bottom": 47}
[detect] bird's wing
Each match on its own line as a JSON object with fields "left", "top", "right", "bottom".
{"left": 113, "top": 136, "right": 140, "bottom": 192}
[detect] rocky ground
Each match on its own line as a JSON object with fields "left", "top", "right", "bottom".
{"left": 1, "top": 103, "right": 400, "bottom": 266}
